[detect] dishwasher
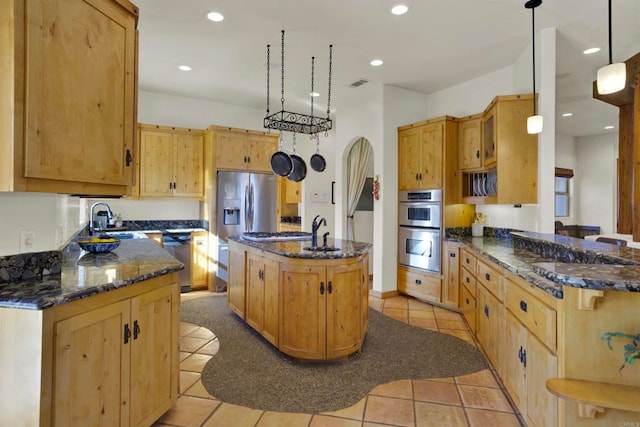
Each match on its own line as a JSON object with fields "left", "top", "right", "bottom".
{"left": 162, "top": 232, "right": 191, "bottom": 292}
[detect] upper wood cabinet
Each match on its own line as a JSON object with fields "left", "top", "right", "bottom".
{"left": 137, "top": 124, "right": 205, "bottom": 199}
{"left": 213, "top": 127, "right": 277, "bottom": 172}
{"left": 0, "top": 0, "right": 139, "bottom": 196}
{"left": 398, "top": 121, "right": 444, "bottom": 190}
{"left": 458, "top": 115, "right": 483, "bottom": 170}
{"left": 285, "top": 179, "right": 302, "bottom": 204}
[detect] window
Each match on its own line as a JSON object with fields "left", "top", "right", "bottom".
{"left": 555, "top": 168, "right": 573, "bottom": 217}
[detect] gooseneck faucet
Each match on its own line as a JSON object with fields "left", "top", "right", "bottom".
{"left": 311, "top": 215, "right": 327, "bottom": 247}
{"left": 89, "top": 202, "right": 114, "bottom": 234}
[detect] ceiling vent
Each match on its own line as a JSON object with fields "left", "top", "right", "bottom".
{"left": 348, "top": 78, "right": 369, "bottom": 88}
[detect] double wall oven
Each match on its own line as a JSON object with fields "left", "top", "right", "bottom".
{"left": 398, "top": 189, "right": 442, "bottom": 273}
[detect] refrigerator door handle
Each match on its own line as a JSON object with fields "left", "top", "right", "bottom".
{"left": 244, "top": 182, "right": 251, "bottom": 232}
{"left": 248, "top": 181, "right": 255, "bottom": 231}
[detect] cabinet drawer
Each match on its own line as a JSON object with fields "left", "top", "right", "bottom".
{"left": 460, "top": 248, "right": 477, "bottom": 273}
{"left": 505, "top": 278, "right": 557, "bottom": 351}
{"left": 397, "top": 266, "right": 441, "bottom": 303}
{"left": 460, "top": 284, "right": 476, "bottom": 333}
{"left": 460, "top": 266, "right": 476, "bottom": 298}
{"left": 477, "top": 260, "right": 504, "bottom": 301}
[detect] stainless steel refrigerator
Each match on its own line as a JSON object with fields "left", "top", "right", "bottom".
{"left": 216, "top": 171, "right": 278, "bottom": 291}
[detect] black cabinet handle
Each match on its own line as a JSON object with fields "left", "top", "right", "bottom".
{"left": 133, "top": 320, "right": 141, "bottom": 340}
{"left": 320, "top": 282, "right": 325, "bottom": 295}
{"left": 328, "top": 281, "right": 333, "bottom": 294}
{"left": 466, "top": 258, "right": 470, "bottom": 264}
{"left": 476, "top": 150, "right": 480, "bottom": 159}
{"left": 415, "top": 279, "right": 422, "bottom": 285}
{"left": 484, "top": 304, "right": 489, "bottom": 317}
{"left": 522, "top": 349, "right": 527, "bottom": 367}
{"left": 419, "top": 173, "right": 423, "bottom": 180}
{"left": 465, "top": 298, "right": 470, "bottom": 304}
{"left": 485, "top": 273, "right": 490, "bottom": 281}
{"left": 126, "top": 149, "right": 133, "bottom": 166}
{"left": 415, "top": 173, "right": 419, "bottom": 181}
{"left": 247, "top": 156, "right": 251, "bottom": 163}
{"left": 124, "top": 323, "right": 131, "bottom": 344}
{"left": 518, "top": 346, "right": 523, "bottom": 363}
{"left": 520, "top": 300, "right": 528, "bottom": 312}
{"left": 465, "top": 277, "right": 470, "bottom": 283}
{"left": 450, "top": 252, "right": 456, "bottom": 258}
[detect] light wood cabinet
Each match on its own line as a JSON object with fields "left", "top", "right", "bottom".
{"left": 476, "top": 282, "right": 504, "bottom": 375}
{"left": 227, "top": 245, "right": 246, "bottom": 318}
{"left": 398, "top": 123, "right": 443, "bottom": 190}
{"left": 138, "top": 125, "right": 205, "bottom": 199}
{"left": 482, "top": 106, "right": 497, "bottom": 166}
{"left": 397, "top": 265, "right": 441, "bottom": 303}
{"left": 0, "top": 273, "right": 179, "bottom": 426}
{"left": 215, "top": 128, "right": 277, "bottom": 172}
{"left": 442, "top": 241, "right": 460, "bottom": 308}
{"left": 246, "top": 252, "right": 279, "bottom": 346}
{"left": 460, "top": 282, "right": 477, "bottom": 333}
{"left": 458, "top": 115, "right": 483, "bottom": 170}
{"left": 0, "top": 0, "right": 138, "bottom": 195}
{"left": 285, "top": 179, "right": 302, "bottom": 203}
{"left": 190, "top": 231, "right": 209, "bottom": 290}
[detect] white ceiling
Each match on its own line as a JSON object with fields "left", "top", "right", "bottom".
{"left": 133, "top": 0, "right": 640, "bottom": 138}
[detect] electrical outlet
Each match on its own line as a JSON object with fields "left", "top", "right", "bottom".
{"left": 20, "top": 229, "right": 35, "bottom": 253}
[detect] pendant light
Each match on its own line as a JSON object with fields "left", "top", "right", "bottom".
{"left": 525, "top": 0, "right": 543, "bottom": 135}
{"left": 597, "top": 0, "right": 626, "bottom": 95}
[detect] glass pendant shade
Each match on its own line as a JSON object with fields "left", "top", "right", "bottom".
{"left": 527, "top": 115, "right": 543, "bottom": 134}
{"left": 597, "top": 62, "right": 626, "bottom": 94}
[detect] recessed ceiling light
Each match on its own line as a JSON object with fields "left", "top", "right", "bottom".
{"left": 604, "top": 125, "right": 615, "bottom": 130}
{"left": 562, "top": 113, "right": 573, "bottom": 117}
{"left": 207, "top": 12, "right": 224, "bottom": 22}
{"left": 583, "top": 47, "right": 601, "bottom": 55}
{"left": 370, "top": 59, "right": 383, "bottom": 67}
{"left": 391, "top": 5, "right": 408, "bottom": 15}
{"left": 310, "top": 92, "right": 320, "bottom": 97}
{"left": 178, "top": 65, "right": 192, "bottom": 71}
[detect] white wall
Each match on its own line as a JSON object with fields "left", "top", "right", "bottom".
{"left": 575, "top": 132, "right": 618, "bottom": 234}
{"left": 555, "top": 133, "right": 578, "bottom": 225}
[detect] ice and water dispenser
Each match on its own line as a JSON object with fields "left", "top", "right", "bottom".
{"left": 223, "top": 200, "right": 240, "bottom": 225}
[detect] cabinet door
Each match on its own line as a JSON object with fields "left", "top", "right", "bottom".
{"left": 23, "top": 0, "right": 136, "bottom": 186}
{"left": 476, "top": 284, "right": 502, "bottom": 370}
{"left": 482, "top": 107, "right": 497, "bottom": 166}
{"left": 459, "top": 118, "right": 482, "bottom": 170}
{"left": 216, "top": 132, "right": 248, "bottom": 170}
{"left": 139, "top": 130, "right": 173, "bottom": 197}
{"left": 459, "top": 284, "right": 476, "bottom": 333}
{"left": 53, "top": 300, "right": 131, "bottom": 427}
{"left": 398, "top": 127, "right": 422, "bottom": 190}
{"left": 326, "top": 262, "right": 363, "bottom": 359}
{"left": 504, "top": 311, "right": 528, "bottom": 413}
{"left": 130, "top": 284, "right": 178, "bottom": 427}
{"left": 174, "top": 133, "right": 204, "bottom": 198}
{"left": 285, "top": 179, "right": 302, "bottom": 203}
{"left": 279, "top": 264, "right": 326, "bottom": 359}
{"left": 246, "top": 254, "right": 265, "bottom": 332}
{"left": 190, "top": 231, "right": 208, "bottom": 290}
{"left": 248, "top": 136, "right": 277, "bottom": 172}
{"left": 526, "top": 334, "right": 557, "bottom": 427}
{"left": 361, "top": 254, "right": 370, "bottom": 336}
{"left": 227, "top": 246, "right": 246, "bottom": 318}
{"left": 420, "top": 123, "right": 443, "bottom": 189}
{"left": 262, "top": 258, "right": 280, "bottom": 346}
{"left": 442, "top": 243, "right": 459, "bottom": 308}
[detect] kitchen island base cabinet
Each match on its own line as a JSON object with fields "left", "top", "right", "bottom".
{"left": 0, "top": 273, "right": 180, "bottom": 427}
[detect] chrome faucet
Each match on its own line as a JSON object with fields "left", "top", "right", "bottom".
{"left": 89, "top": 202, "right": 114, "bottom": 234}
{"left": 311, "top": 215, "right": 327, "bottom": 247}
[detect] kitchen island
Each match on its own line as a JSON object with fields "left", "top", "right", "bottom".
{"left": 227, "top": 235, "right": 371, "bottom": 361}
{"left": 0, "top": 239, "right": 183, "bottom": 427}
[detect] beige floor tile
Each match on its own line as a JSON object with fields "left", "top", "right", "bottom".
{"left": 179, "top": 336, "right": 211, "bottom": 353}
{"left": 362, "top": 423, "right": 392, "bottom": 427}
{"left": 180, "top": 351, "right": 192, "bottom": 362}
{"left": 256, "top": 411, "right": 312, "bottom": 426}
{"left": 409, "top": 309, "right": 436, "bottom": 319}
{"left": 196, "top": 338, "right": 221, "bottom": 356}
{"left": 440, "top": 329, "right": 475, "bottom": 343}
{"left": 382, "top": 308, "right": 408, "bottom": 318}
{"left": 186, "top": 326, "right": 216, "bottom": 340}
{"left": 179, "top": 371, "right": 201, "bottom": 394}
{"left": 413, "top": 379, "right": 462, "bottom": 406}
{"left": 465, "top": 408, "right": 522, "bottom": 427}
{"left": 310, "top": 414, "right": 363, "bottom": 427}
{"left": 363, "top": 395, "right": 415, "bottom": 427}
{"left": 157, "top": 396, "right": 220, "bottom": 427}
{"left": 369, "top": 379, "right": 413, "bottom": 399}
{"left": 180, "top": 353, "right": 213, "bottom": 372}
{"left": 202, "top": 403, "right": 263, "bottom": 427}
{"left": 415, "top": 401, "right": 468, "bottom": 427}
{"left": 436, "top": 319, "right": 469, "bottom": 330}
{"left": 321, "top": 397, "right": 366, "bottom": 421}
{"left": 409, "top": 317, "right": 438, "bottom": 329}
{"left": 407, "top": 298, "right": 434, "bottom": 311}
{"left": 383, "top": 296, "right": 409, "bottom": 309}
{"left": 180, "top": 323, "right": 200, "bottom": 337}
{"left": 458, "top": 385, "right": 514, "bottom": 413}
{"left": 184, "top": 380, "right": 215, "bottom": 399}
{"left": 435, "top": 311, "right": 464, "bottom": 321}
{"left": 420, "top": 376, "right": 456, "bottom": 384}
{"left": 456, "top": 369, "right": 499, "bottom": 388}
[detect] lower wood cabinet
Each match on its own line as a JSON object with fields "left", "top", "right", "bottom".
{"left": 246, "top": 253, "right": 279, "bottom": 346}
{"left": 476, "top": 282, "right": 505, "bottom": 375}
{"left": 190, "top": 231, "right": 209, "bottom": 290}
{"left": 397, "top": 265, "right": 441, "bottom": 303}
{"left": 459, "top": 283, "right": 477, "bottom": 333}
{"left": 227, "top": 245, "right": 246, "bottom": 318}
{"left": 442, "top": 242, "right": 460, "bottom": 308}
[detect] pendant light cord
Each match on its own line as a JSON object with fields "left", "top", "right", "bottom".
{"left": 531, "top": 5, "right": 536, "bottom": 116}
{"left": 608, "top": 0, "right": 613, "bottom": 65}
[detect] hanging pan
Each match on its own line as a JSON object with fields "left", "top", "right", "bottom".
{"left": 310, "top": 134, "right": 326, "bottom": 172}
{"left": 270, "top": 134, "right": 293, "bottom": 176}
{"left": 287, "top": 133, "right": 307, "bottom": 182}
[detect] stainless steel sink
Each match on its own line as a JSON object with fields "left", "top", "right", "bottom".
{"left": 303, "top": 246, "right": 340, "bottom": 252}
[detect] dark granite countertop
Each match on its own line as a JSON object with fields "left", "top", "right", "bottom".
{"left": 448, "top": 231, "right": 640, "bottom": 299}
{"left": 228, "top": 235, "right": 371, "bottom": 260}
{"left": 0, "top": 239, "right": 183, "bottom": 310}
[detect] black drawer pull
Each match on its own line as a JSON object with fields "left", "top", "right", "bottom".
{"left": 450, "top": 252, "right": 456, "bottom": 258}
{"left": 133, "top": 320, "right": 141, "bottom": 340}
{"left": 484, "top": 304, "right": 489, "bottom": 317}
{"left": 520, "top": 300, "right": 528, "bottom": 312}
{"left": 415, "top": 279, "right": 422, "bottom": 285}
{"left": 465, "top": 277, "right": 470, "bottom": 283}
{"left": 124, "top": 323, "right": 131, "bottom": 344}
{"left": 465, "top": 298, "right": 470, "bottom": 304}
{"left": 476, "top": 150, "right": 480, "bottom": 159}
{"left": 320, "top": 282, "right": 325, "bottom": 295}
{"left": 485, "top": 273, "right": 490, "bottom": 281}
{"left": 466, "top": 258, "right": 470, "bottom": 264}
{"left": 328, "top": 281, "right": 333, "bottom": 294}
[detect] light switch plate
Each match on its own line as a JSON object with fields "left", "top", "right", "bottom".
{"left": 20, "top": 229, "right": 35, "bottom": 252}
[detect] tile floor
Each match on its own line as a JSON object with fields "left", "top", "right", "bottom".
{"left": 154, "top": 293, "right": 525, "bottom": 427}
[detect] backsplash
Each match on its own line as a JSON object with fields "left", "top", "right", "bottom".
{"left": 0, "top": 251, "right": 62, "bottom": 283}
{"left": 446, "top": 227, "right": 520, "bottom": 239}
{"left": 124, "top": 219, "right": 209, "bottom": 231}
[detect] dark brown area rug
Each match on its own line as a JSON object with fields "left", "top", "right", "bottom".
{"left": 180, "top": 294, "right": 488, "bottom": 413}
